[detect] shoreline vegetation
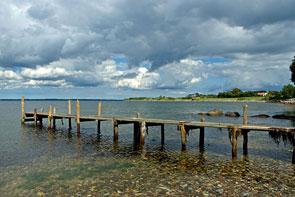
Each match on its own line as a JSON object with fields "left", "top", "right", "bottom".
{"left": 125, "top": 96, "right": 267, "bottom": 102}
{"left": 125, "top": 87, "right": 295, "bottom": 104}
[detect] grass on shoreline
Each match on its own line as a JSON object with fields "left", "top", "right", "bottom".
{"left": 125, "top": 96, "right": 266, "bottom": 102}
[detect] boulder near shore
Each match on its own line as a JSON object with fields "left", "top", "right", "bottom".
{"left": 225, "top": 112, "right": 240, "bottom": 117}
{"left": 251, "top": 114, "right": 270, "bottom": 118}
{"left": 207, "top": 109, "right": 223, "bottom": 116}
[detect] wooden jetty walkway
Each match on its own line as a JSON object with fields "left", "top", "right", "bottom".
{"left": 20, "top": 97, "right": 295, "bottom": 163}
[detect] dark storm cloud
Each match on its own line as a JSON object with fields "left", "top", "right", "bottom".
{"left": 0, "top": 0, "right": 294, "bottom": 92}
{"left": 0, "top": 0, "right": 293, "bottom": 69}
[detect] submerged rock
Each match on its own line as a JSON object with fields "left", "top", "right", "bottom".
{"left": 207, "top": 109, "right": 223, "bottom": 116}
{"left": 197, "top": 112, "right": 207, "bottom": 115}
{"left": 272, "top": 114, "right": 295, "bottom": 120}
{"left": 225, "top": 112, "right": 240, "bottom": 117}
{"left": 251, "top": 114, "right": 270, "bottom": 118}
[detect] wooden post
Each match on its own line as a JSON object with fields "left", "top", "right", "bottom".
{"left": 113, "top": 120, "right": 118, "bottom": 141}
{"left": 134, "top": 113, "right": 140, "bottom": 142}
{"left": 39, "top": 116, "right": 43, "bottom": 125}
{"left": 161, "top": 124, "right": 165, "bottom": 145}
{"left": 243, "top": 105, "right": 248, "bottom": 125}
{"left": 98, "top": 102, "right": 101, "bottom": 116}
{"left": 232, "top": 126, "right": 238, "bottom": 158}
{"left": 243, "top": 130, "right": 248, "bottom": 156}
{"left": 34, "top": 108, "right": 37, "bottom": 128}
{"left": 21, "top": 96, "right": 25, "bottom": 124}
{"left": 48, "top": 105, "right": 52, "bottom": 129}
{"left": 243, "top": 105, "right": 249, "bottom": 156}
{"left": 68, "top": 100, "right": 72, "bottom": 129}
{"left": 97, "top": 102, "right": 101, "bottom": 134}
{"left": 200, "top": 117, "right": 205, "bottom": 151}
{"left": 292, "top": 146, "right": 295, "bottom": 164}
{"left": 140, "top": 121, "right": 146, "bottom": 145}
{"left": 77, "top": 100, "right": 80, "bottom": 135}
{"left": 180, "top": 124, "right": 186, "bottom": 150}
{"left": 53, "top": 106, "right": 56, "bottom": 129}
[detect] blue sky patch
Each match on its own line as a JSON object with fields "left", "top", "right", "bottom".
{"left": 200, "top": 57, "right": 231, "bottom": 64}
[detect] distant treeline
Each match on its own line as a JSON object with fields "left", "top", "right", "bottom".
{"left": 126, "top": 85, "right": 295, "bottom": 101}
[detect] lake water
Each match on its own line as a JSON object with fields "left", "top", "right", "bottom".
{"left": 0, "top": 100, "right": 295, "bottom": 196}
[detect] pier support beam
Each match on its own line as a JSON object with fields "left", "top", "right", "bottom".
{"left": 48, "top": 105, "right": 52, "bottom": 129}
{"left": 34, "top": 108, "right": 37, "bottom": 128}
{"left": 134, "top": 113, "right": 140, "bottom": 142}
{"left": 76, "top": 100, "right": 80, "bottom": 135}
{"left": 199, "top": 117, "right": 205, "bottom": 151}
{"left": 21, "top": 96, "right": 25, "bottom": 124}
{"left": 242, "top": 130, "right": 248, "bottom": 156}
{"left": 140, "top": 121, "right": 146, "bottom": 145}
{"left": 232, "top": 126, "right": 238, "bottom": 158}
{"left": 97, "top": 102, "right": 101, "bottom": 134}
{"left": 113, "top": 120, "right": 118, "bottom": 141}
{"left": 53, "top": 106, "right": 56, "bottom": 129}
{"left": 292, "top": 146, "right": 295, "bottom": 164}
{"left": 68, "top": 100, "right": 72, "bottom": 129}
{"left": 161, "top": 124, "right": 165, "bottom": 145}
{"left": 242, "top": 105, "right": 249, "bottom": 156}
{"left": 180, "top": 124, "right": 186, "bottom": 151}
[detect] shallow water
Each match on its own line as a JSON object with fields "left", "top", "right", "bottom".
{"left": 0, "top": 101, "right": 295, "bottom": 196}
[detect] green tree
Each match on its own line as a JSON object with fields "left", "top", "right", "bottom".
{"left": 290, "top": 56, "right": 295, "bottom": 84}
{"left": 231, "top": 88, "right": 242, "bottom": 97}
{"left": 281, "top": 84, "right": 295, "bottom": 99}
{"left": 265, "top": 91, "right": 282, "bottom": 100}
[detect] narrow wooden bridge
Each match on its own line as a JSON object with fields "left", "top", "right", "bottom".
{"left": 21, "top": 97, "right": 295, "bottom": 163}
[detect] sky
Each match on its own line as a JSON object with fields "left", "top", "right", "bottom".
{"left": 0, "top": 0, "right": 294, "bottom": 99}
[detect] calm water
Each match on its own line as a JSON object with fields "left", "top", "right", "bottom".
{"left": 1, "top": 101, "right": 295, "bottom": 196}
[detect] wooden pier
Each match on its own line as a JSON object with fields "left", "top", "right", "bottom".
{"left": 20, "top": 97, "right": 295, "bottom": 163}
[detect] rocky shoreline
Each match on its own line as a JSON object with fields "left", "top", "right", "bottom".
{"left": 277, "top": 98, "right": 295, "bottom": 104}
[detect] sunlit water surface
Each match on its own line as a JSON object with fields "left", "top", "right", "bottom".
{"left": 0, "top": 101, "right": 295, "bottom": 196}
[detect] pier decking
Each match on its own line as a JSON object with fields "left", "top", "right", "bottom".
{"left": 21, "top": 96, "right": 295, "bottom": 163}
